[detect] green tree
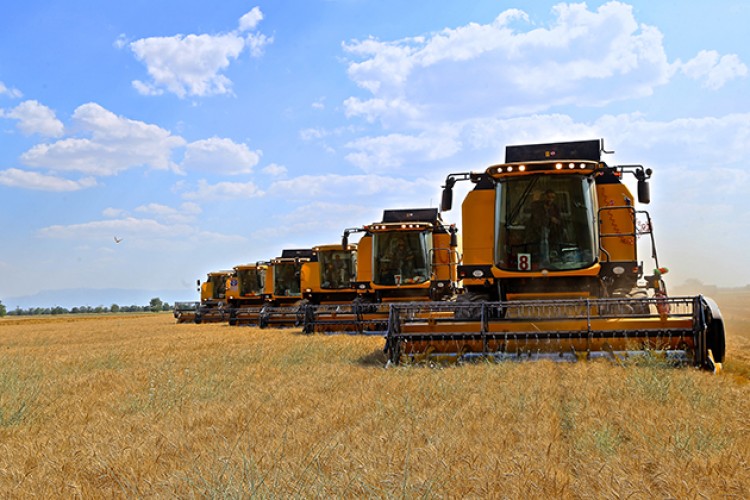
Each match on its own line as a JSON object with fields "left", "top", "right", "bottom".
{"left": 0, "top": 300, "right": 6, "bottom": 317}
{"left": 149, "top": 297, "right": 163, "bottom": 312}
{"left": 110, "top": 304, "right": 120, "bottom": 313}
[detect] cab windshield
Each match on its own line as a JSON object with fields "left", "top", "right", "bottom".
{"left": 238, "top": 268, "right": 264, "bottom": 295}
{"left": 495, "top": 175, "right": 597, "bottom": 271}
{"left": 373, "top": 231, "right": 431, "bottom": 285}
{"left": 208, "top": 274, "right": 228, "bottom": 299}
{"left": 319, "top": 250, "right": 356, "bottom": 289}
{"left": 273, "top": 262, "right": 301, "bottom": 296}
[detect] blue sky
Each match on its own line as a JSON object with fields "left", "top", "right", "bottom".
{"left": 1, "top": 0, "right": 748, "bottom": 305}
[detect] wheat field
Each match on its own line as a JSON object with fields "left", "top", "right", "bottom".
{"left": 1, "top": 293, "right": 749, "bottom": 498}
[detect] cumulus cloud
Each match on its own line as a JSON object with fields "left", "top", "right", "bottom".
{"left": 180, "top": 137, "right": 261, "bottom": 175}
{"left": 341, "top": 2, "right": 724, "bottom": 123}
{"left": 6, "top": 100, "right": 64, "bottom": 137}
{"left": 0, "top": 168, "right": 97, "bottom": 191}
{"left": 181, "top": 179, "right": 264, "bottom": 200}
{"left": 0, "top": 81, "right": 22, "bottom": 98}
{"left": 677, "top": 50, "right": 748, "bottom": 89}
{"left": 20, "top": 102, "right": 185, "bottom": 176}
{"left": 129, "top": 7, "right": 272, "bottom": 97}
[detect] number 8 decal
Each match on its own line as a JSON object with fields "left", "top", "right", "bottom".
{"left": 518, "top": 253, "right": 531, "bottom": 271}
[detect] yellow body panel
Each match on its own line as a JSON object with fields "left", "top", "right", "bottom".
{"left": 356, "top": 235, "right": 374, "bottom": 284}
{"left": 461, "top": 189, "right": 495, "bottom": 266}
{"left": 200, "top": 282, "right": 212, "bottom": 302}
{"left": 301, "top": 261, "right": 321, "bottom": 292}
{"left": 597, "top": 182, "right": 637, "bottom": 263}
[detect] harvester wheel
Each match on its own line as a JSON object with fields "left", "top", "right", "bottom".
{"left": 703, "top": 297, "right": 726, "bottom": 364}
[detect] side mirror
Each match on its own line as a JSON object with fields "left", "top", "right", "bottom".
{"left": 634, "top": 167, "right": 651, "bottom": 204}
{"left": 342, "top": 232, "right": 349, "bottom": 250}
{"left": 637, "top": 179, "right": 650, "bottom": 204}
{"left": 440, "top": 177, "right": 456, "bottom": 212}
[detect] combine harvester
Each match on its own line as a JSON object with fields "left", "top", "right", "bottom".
{"left": 257, "top": 249, "right": 315, "bottom": 328}
{"left": 193, "top": 270, "right": 233, "bottom": 323}
{"left": 304, "top": 208, "right": 459, "bottom": 334}
{"left": 298, "top": 243, "right": 359, "bottom": 333}
{"left": 226, "top": 263, "right": 267, "bottom": 326}
{"left": 384, "top": 139, "right": 725, "bottom": 371}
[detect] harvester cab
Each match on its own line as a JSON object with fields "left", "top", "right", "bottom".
{"left": 302, "top": 244, "right": 358, "bottom": 304}
{"left": 258, "top": 249, "right": 315, "bottom": 328}
{"left": 194, "top": 270, "right": 232, "bottom": 323}
{"left": 385, "top": 139, "right": 725, "bottom": 371}
{"left": 225, "top": 263, "right": 267, "bottom": 326}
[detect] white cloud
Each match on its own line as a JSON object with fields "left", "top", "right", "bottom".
{"left": 113, "top": 33, "right": 130, "bottom": 50}
{"left": 129, "top": 7, "right": 272, "bottom": 98}
{"left": 343, "top": 97, "right": 420, "bottom": 123}
{"left": 344, "top": 129, "right": 462, "bottom": 172}
{"left": 103, "top": 207, "right": 126, "bottom": 218}
{"left": 6, "top": 100, "right": 64, "bottom": 137}
{"left": 0, "top": 168, "right": 96, "bottom": 191}
{"left": 677, "top": 50, "right": 748, "bottom": 90}
{"left": 20, "top": 102, "right": 185, "bottom": 176}
{"left": 238, "top": 7, "right": 263, "bottom": 32}
{"left": 267, "top": 173, "right": 434, "bottom": 202}
{"left": 181, "top": 137, "right": 261, "bottom": 175}
{"left": 251, "top": 202, "right": 375, "bottom": 242}
{"left": 0, "top": 81, "right": 22, "bottom": 99}
{"left": 300, "top": 128, "right": 326, "bottom": 141}
{"left": 135, "top": 202, "right": 202, "bottom": 224}
{"left": 181, "top": 179, "right": 264, "bottom": 200}
{"left": 37, "top": 216, "right": 244, "bottom": 245}
{"left": 262, "top": 163, "right": 287, "bottom": 177}
{"left": 342, "top": 2, "right": 681, "bottom": 123}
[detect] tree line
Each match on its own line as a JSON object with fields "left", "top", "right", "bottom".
{"left": 0, "top": 298, "right": 172, "bottom": 317}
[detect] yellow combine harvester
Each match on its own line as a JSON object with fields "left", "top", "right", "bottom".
{"left": 304, "top": 208, "right": 459, "bottom": 333}
{"left": 193, "top": 270, "right": 233, "bottom": 323}
{"left": 226, "top": 263, "right": 267, "bottom": 326}
{"left": 257, "top": 249, "right": 314, "bottom": 328}
{"left": 384, "top": 139, "right": 725, "bottom": 371}
{"left": 299, "top": 243, "right": 359, "bottom": 333}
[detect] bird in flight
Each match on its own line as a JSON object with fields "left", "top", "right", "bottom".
{"left": 114, "top": 236, "right": 123, "bottom": 244}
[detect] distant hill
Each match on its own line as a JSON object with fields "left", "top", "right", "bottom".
{"left": 2, "top": 288, "right": 198, "bottom": 310}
